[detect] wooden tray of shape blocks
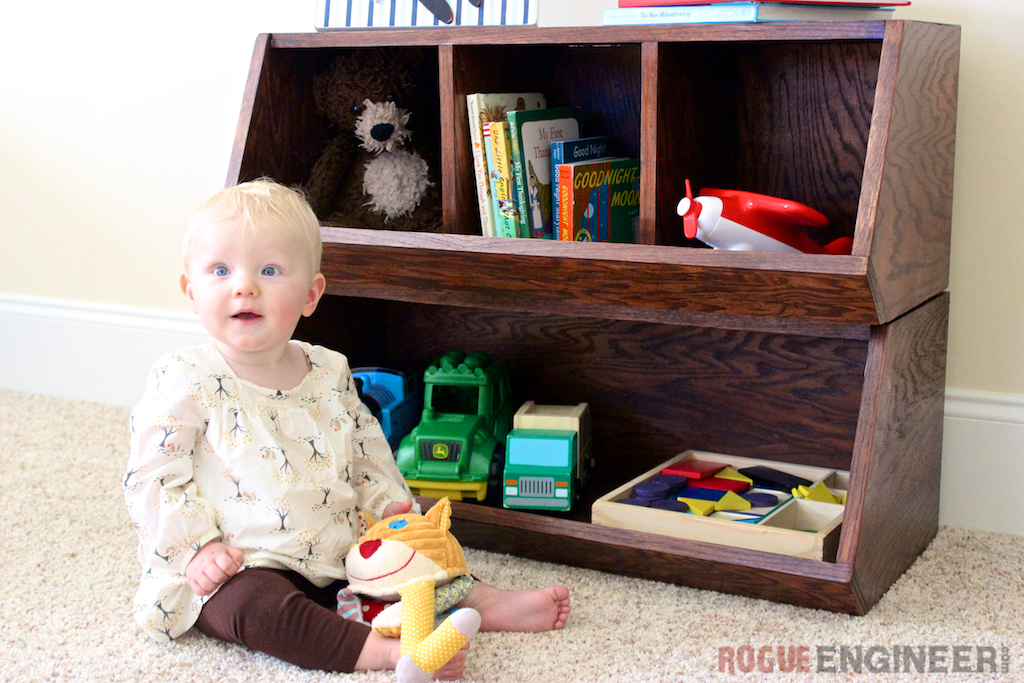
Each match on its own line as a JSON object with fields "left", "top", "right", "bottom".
{"left": 592, "top": 451, "right": 848, "bottom": 561}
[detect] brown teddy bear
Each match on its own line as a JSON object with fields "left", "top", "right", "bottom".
{"left": 305, "top": 53, "right": 443, "bottom": 232}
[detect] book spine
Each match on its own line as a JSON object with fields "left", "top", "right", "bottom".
{"left": 483, "top": 122, "right": 503, "bottom": 239}
{"left": 507, "top": 118, "right": 532, "bottom": 239}
{"left": 466, "top": 95, "right": 495, "bottom": 237}
{"left": 490, "top": 122, "right": 519, "bottom": 239}
{"left": 551, "top": 142, "right": 564, "bottom": 236}
{"left": 604, "top": 5, "right": 758, "bottom": 24}
{"left": 558, "top": 164, "right": 573, "bottom": 241}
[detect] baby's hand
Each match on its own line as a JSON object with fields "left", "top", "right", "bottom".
{"left": 186, "top": 541, "right": 244, "bottom": 596}
{"left": 382, "top": 499, "right": 414, "bottom": 519}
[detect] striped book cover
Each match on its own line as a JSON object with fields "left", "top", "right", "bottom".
{"left": 316, "top": 0, "right": 538, "bottom": 28}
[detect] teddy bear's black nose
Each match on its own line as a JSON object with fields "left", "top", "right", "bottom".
{"left": 370, "top": 123, "right": 395, "bottom": 142}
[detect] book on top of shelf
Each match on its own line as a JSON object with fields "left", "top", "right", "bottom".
{"left": 550, "top": 136, "right": 616, "bottom": 239}
{"left": 556, "top": 157, "right": 640, "bottom": 244}
{"left": 506, "top": 107, "right": 583, "bottom": 239}
{"left": 488, "top": 120, "right": 521, "bottom": 239}
{"left": 466, "top": 93, "right": 546, "bottom": 237}
{"left": 617, "top": 0, "right": 909, "bottom": 6}
{"left": 604, "top": 2, "right": 895, "bottom": 24}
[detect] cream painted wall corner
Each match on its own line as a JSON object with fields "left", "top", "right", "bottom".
{"left": 2, "top": 293, "right": 1021, "bottom": 537}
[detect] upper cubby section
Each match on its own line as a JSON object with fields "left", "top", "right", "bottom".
{"left": 228, "top": 22, "right": 959, "bottom": 330}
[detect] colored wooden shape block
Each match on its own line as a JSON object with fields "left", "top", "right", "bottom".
{"left": 796, "top": 481, "right": 840, "bottom": 504}
{"left": 715, "top": 466, "right": 753, "bottom": 484}
{"left": 679, "top": 498, "right": 717, "bottom": 516}
{"left": 739, "top": 465, "right": 813, "bottom": 492}
{"left": 688, "top": 477, "right": 751, "bottom": 494}
{"left": 662, "top": 460, "right": 726, "bottom": 480}
{"left": 714, "top": 490, "right": 752, "bottom": 512}
{"left": 713, "top": 511, "right": 761, "bottom": 523}
{"left": 650, "top": 499, "right": 689, "bottom": 512}
{"left": 742, "top": 492, "right": 780, "bottom": 508}
{"left": 650, "top": 473, "right": 688, "bottom": 494}
{"left": 675, "top": 486, "right": 726, "bottom": 501}
{"left": 633, "top": 481, "right": 671, "bottom": 499}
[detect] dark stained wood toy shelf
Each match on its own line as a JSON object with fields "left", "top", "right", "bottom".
{"left": 228, "top": 20, "right": 959, "bottom": 614}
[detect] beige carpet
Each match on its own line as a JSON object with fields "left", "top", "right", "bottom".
{"left": 1, "top": 388, "right": 1021, "bottom": 682}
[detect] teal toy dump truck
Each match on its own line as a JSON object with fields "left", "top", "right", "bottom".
{"left": 503, "top": 401, "right": 593, "bottom": 512}
{"left": 396, "top": 351, "right": 514, "bottom": 502}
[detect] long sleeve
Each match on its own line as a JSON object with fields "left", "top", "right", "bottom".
{"left": 332, "top": 357, "right": 419, "bottom": 521}
{"left": 124, "top": 354, "right": 220, "bottom": 640}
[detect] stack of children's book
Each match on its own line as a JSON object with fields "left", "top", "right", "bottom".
{"left": 603, "top": 0, "right": 907, "bottom": 25}
{"left": 467, "top": 93, "right": 639, "bottom": 243}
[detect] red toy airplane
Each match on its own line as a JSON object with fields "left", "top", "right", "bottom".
{"left": 676, "top": 179, "right": 853, "bottom": 255}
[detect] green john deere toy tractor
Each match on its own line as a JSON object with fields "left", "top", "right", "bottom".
{"left": 396, "top": 351, "right": 514, "bottom": 502}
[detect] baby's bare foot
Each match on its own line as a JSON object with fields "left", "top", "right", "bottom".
{"left": 460, "top": 582, "right": 570, "bottom": 632}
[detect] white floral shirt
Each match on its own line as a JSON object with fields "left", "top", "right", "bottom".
{"left": 123, "top": 342, "right": 416, "bottom": 642}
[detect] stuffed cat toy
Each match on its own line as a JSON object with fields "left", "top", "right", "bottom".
{"left": 341, "top": 498, "right": 479, "bottom": 683}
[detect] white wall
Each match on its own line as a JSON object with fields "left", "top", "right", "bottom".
{"left": 2, "top": 0, "right": 1022, "bottom": 534}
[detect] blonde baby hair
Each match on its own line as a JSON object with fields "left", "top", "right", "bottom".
{"left": 182, "top": 179, "right": 322, "bottom": 277}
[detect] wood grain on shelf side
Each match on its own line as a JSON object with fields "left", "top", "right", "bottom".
{"left": 838, "top": 293, "right": 947, "bottom": 609}
{"left": 858, "top": 22, "right": 960, "bottom": 323}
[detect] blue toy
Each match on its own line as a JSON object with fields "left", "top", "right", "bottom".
{"left": 352, "top": 367, "right": 420, "bottom": 453}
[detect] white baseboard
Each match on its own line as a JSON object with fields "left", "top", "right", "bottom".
{"left": 0, "top": 293, "right": 210, "bottom": 408}
{"left": 2, "top": 293, "right": 1022, "bottom": 536}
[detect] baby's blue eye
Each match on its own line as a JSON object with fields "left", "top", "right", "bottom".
{"left": 213, "top": 266, "right": 229, "bottom": 276}
{"left": 388, "top": 520, "right": 408, "bottom": 530}
{"left": 262, "top": 266, "right": 278, "bottom": 276}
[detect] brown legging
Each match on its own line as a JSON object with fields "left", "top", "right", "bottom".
{"left": 194, "top": 567, "right": 372, "bottom": 673}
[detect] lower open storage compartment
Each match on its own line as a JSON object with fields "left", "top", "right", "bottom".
{"left": 298, "top": 291, "right": 948, "bottom": 614}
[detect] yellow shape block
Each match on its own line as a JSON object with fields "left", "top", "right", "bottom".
{"left": 714, "top": 490, "right": 752, "bottom": 512}
{"left": 679, "top": 498, "right": 717, "bottom": 516}
{"left": 714, "top": 466, "right": 753, "bottom": 484}
{"left": 796, "top": 481, "right": 839, "bottom": 504}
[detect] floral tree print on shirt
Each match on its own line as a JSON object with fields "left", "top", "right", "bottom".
{"left": 295, "top": 529, "right": 323, "bottom": 573}
{"left": 149, "top": 414, "right": 187, "bottom": 456}
{"left": 222, "top": 466, "right": 257, "bottom": 503}
{"left": 261, "top": 445, "right": 300, "bottom": 483}
{"left": 267, "top": 497, "right": 293, "bottom": 533}
{"left": 209, "top": 374, "right": 234, "bottom": 402}
{"left": 312, "top": 485, "right": 334, "bottom": 512}
{"left": 301, "top": 434, "right": 332, "bottom": 471}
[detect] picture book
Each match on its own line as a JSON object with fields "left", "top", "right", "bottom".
{"left": 483, "top": 122, "right": 502, "bottom": 238}
{"left": 550, "top": 136, "right": 616, "bottom": 238}
{"left": 506, "top": 107, "right": 583, "bottom": 239}
{"left": 603, "top": 2, "right": 894, "bottom": 25}
{"left": 466, "top": 93, "right": 546, "bottom": 237}
{"left": 557, "top": 158, "right": 640, "bottom": 244}
{"left": 617, "top": 0, "right": 908, "bottom": 6}
{"left": 488, "top": 120, "right": 521, "bottom": 239}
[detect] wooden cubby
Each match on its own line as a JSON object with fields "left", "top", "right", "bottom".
{"left": 228, "top": 20, "right": 959, "bottom": 614}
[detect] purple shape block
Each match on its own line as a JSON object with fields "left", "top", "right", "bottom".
{"left": 650, "top": 474, "right": 688, "bottom": 495}
{"left": 650, "top": 498, "right": 689, "bottom": 512}
{"left": 743, "top": 492, "right": 780, "bottom": 508}
{"left": 633, "top": 481, "right": 671, "bottom": 500}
